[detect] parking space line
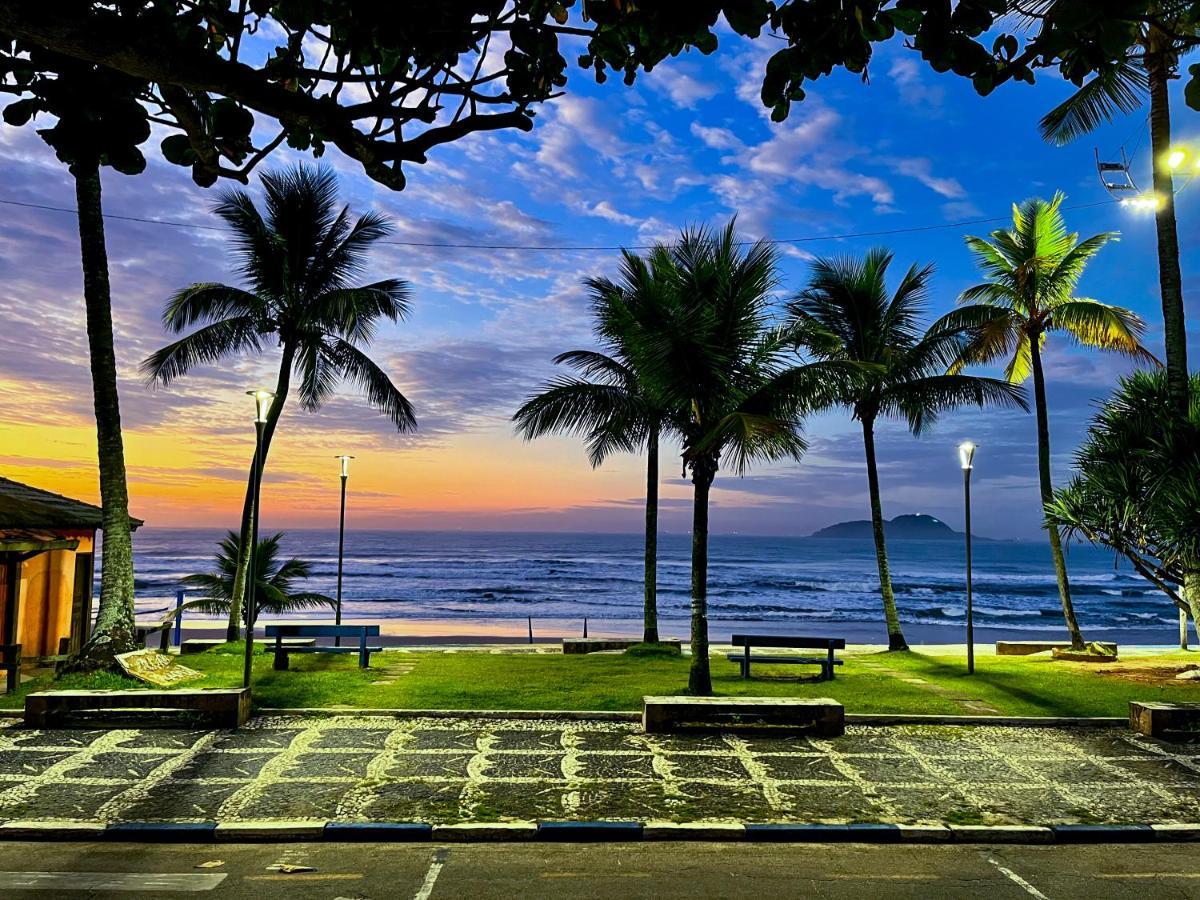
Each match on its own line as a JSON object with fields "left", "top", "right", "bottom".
{"left": 988, "top": 858, "right": 1051, "bottom": 899}
{"left": 413, "top": 849, "right": 448, "bottom": 900}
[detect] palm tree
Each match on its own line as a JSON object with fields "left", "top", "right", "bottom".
{"left": 632, "top": 222, "right": 851, "bottom": 695}
{"left": 144, "top": 164, "right": 416, "bottom": 640}
{"left": 180, "top": 532, "right": 336, "bottom": 623}
{"left": 954, "top": 193, "right": 1155, "bottom": 649}
{"left": 513, "top": 248, "right": 675, "bottom": 643}
{"left": 788, "top": 249, "right": 1029, "bottom": 651}
{"left": 1035, "top": 1, "right": 1196, "bottom": 416}
{"left": 1046, "top": 371, "right": 1200, "bottom": 642}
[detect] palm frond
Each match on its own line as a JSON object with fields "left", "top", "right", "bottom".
{"left": 141, "top": 317, "right": 263, "bottom": 386}
{"left": 881, "top": 374, "right": 1029, "bottom": 435}
{"left": 326, "top": 338, "right": 417, "bottom": 431}
{"left": 160, "top": 283, "right": 265, "bottom": 332}
{"left": 1040, "top": 59, "right": 1148, "bottom": 146}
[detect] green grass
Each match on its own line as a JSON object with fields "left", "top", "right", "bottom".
{"left": 4, "top": 644, "right": 1198, "bottom": 717}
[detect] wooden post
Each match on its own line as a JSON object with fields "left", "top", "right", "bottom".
{"left": 527, "top": 616, "right": 533, "bottom": 644}
{"left": 1182, "top": 608, "right": 1190, "bottom": 651}
{"left": 583, "top": 617, "right": 588, "bottom": 638}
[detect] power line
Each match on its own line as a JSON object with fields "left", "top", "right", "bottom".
{"left": 0, "top": 195, "right": 1119, "bottom": 253}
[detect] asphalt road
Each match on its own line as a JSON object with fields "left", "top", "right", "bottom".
{"left": 0, "top": 841, "right": 1199, "bottom": 899}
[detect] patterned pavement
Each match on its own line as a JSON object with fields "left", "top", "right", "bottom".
{"left": 1, "top": 716, "right": 1199, "bottom": 825}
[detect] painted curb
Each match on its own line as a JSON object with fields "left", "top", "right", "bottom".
{"left": 1052, "top": 824, "right": 1157, "bottom": 843}
{"left": 643, "top": 821, "right": 747, "bottom": 841}
{"left": 433, "top": 822, "right": 538, "bottom": 841}
{"left": 0, "top": 820, "right": 107, "bottom": 840}
{"left": 1151, "top": 824, "right": 1200, "bottom": 842}
{"left": 948, "top": 825, "right": 1054, "bottom": 844}
{"left": 537, "top": 821, "right": 644, "bottom": 841}
{"left": 324, "top": 822, "right": 431, "bottom": 841}
{"left": 214, "top": 820, "right": 327, "bottom": 842}
{"left": 106, "top": 822, "right": 215, "bottom": 842}
{"left": 745, "top": 824, "right": 905, "bottom": 843}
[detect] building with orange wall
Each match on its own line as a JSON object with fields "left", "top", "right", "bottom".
{"left": 0, "top": 477, "right": 142, "bottom": 666}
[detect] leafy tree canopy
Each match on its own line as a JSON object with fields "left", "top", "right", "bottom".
{"left": 4, "top": 2, "right": 1196, "bottom": 191}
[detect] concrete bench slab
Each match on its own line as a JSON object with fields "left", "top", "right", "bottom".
{"left": 1130, "top": 700, "right": 1200, "bottom": 738}
{"left": 563, "top": 639, "right": 681, "bottom": 654}
{"left": 996, "top": 640, "right": 1117, "bottom": 656}
{"left": 25, "top": 687, "right": 251, "bottom": 729}
{"left": 643, "top": 695, "right": 844, "bottom": 736}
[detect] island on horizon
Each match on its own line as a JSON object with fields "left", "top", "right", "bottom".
{"left": 810, "top": 513, "right": 988, "bottom": 541}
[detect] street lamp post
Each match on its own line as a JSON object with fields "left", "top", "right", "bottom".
{"left": 959, "top": 441, "right": 977, "bottom": 675}
{"left": 334, "top": 455, "right": 353, "bottom": 647}
{"left": 243, "top": 389, "right": 275, "bottom": 690}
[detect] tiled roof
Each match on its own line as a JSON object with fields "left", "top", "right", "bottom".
{"left": 0, "top": 476, "right": 143, "bottom": 531}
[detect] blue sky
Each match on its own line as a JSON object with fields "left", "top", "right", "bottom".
{"left": 0, "top": 24, "right": 1195, "bottom": 540}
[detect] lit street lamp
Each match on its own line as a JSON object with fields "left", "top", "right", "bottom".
{"left": 243, "top": 389, "right": 275, "bottom": 689}
{"left": 334, "top": 455, "right": 354, "bottom": 647}
{"left": 959, "top": 441, "right": 977, "bottom": 675}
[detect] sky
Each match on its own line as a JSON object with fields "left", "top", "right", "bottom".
{"left": 0, "top": 21, "right": 1196, "bottom": 540}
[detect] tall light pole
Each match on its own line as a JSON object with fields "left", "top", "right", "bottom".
{"left": 334, "top": 455, "right": 353, "bottom": 647}
{"left": 959, "top": 441, "right": 977, "bottom": 675}
{"left": 243, "top": 389, "right": 275, "bottom": 690}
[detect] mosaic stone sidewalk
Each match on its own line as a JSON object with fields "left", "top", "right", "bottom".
{"left": 1, "top": 716, "right": 1199, "bottom": 826}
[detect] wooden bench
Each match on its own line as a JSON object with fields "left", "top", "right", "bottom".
{"left": 727, "top": 634, "right": 845, "bottom": 680}
{"left": 1, "top": 644, "right": 20, "bottom": 694}
{"left": 24, "top": 688, "right": 251, "bottom": 729}
{"left": 180, "top": 637, "right": 317, "bottom": 655}
{"left": 643, "top": 696, "right": 844, "bottom": 735}
{"left": 265, "top": 624, "right": 382, "bottom": 670}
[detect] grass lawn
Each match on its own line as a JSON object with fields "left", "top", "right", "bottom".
{"left": 4, "top": 644, "right": 1199, "bottom": 717}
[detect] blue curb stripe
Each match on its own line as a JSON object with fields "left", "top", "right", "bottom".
{"left": 1052, "top": 824, "right": 1156, "bottom": 843}
{"left": 323, "top": 822, "right": 432, "bottom": 841}
{"left": 537, "top": 821, "right": 644, "bottom": 841}
{"left": 746, "top": 824, "right": 903, "bottom": 842}
{"left": 105, "top": 823, "right": 216, "bottom": 842}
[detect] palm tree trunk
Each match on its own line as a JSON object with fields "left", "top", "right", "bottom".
{"left": 1029, "top": 334, "right": 1084, "bottom": 649}
{"left": 861, "top": 417, "right": 907, "bottom": 651}
{"left": 226, "top": 348, "right": 293, "bottom": 640}
{"left": 643, "top": 424, "right": 660, "bottom": 644}
{"left": 687, "top": 458, "right": 716, "bottom": 696}
{"left": 1184, "top": 569, "right": 1200, "bottom": 648}
{"left": 70, "top": 160, "right": 136, "bottom": 669}
{"left": 1146, "top": 34, "right": 1189, "bottom": 417}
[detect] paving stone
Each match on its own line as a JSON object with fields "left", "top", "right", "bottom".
{"left": 775, "top": 784, "right": 885, "bottom": 821}
{"left": 110, "top": 730, "right": 209, "bottom": 751}
{"left": 661, "top": 753, "right": 750, "bottom": 781}
{"left": 468, "top": 783, "right": 567, "bottom": 820}
{"left": 484, "top": 752, "right": 565, "bottom": 780}
{"left": 177, "top": 750, "right": 277, "bottom": 780}
{"left": 570, "top": 783, "right": 675, "bottom": 820}
{"left": 279, "top": 751, "right": 377, "bottom": 779}
{"left": 488, "top": 730, "right": 564, "bottom": 751}
{"left": 212, "top": 728, "right": 301, "bottom": 750}
{"left": 4, "top": 730, "right": 106, "bottom": 749}
{"left": 59, "top": 751, "right": 175, "bottom": 781}
{"left": 841, "top": 754, "right": 934, "bottom": 784}
{"left": 574, "top": 753, "right": 658, "bottom": 780}
{"left": 360, "top": 782, "right": 465, "bottom": 821}
{"left": 758, "top": 754, "right": 850, "bottom": 782}
{"left": 386, "top": 752, "right": 474, "bottom": 779}
{"left": 309, "top": 728, "right": 392, "bottom": 750}
{"left": 6, "top": 782, "right": 132, "bottom": 818}
{"left": 405, "top": 729, "right": 480, "bottom": 751}
{"left": 120, "top": 780, "right": 244, "bottom": 821}
{"left": 573, "top": 731, "right": 650, "bottom": 753}
{"left": 235, "top": 780, "right": 357, "bottom": 819}
{"left": 0, "top": 749, "right": 74, "bottom": 775}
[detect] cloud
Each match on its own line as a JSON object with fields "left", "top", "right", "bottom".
{"left": 885, "top": 157, "right": 966, "bottom": 199}
{"left": 690, "top": 122, "right": 745, "bottom": 152}
{"left": 887, "top": 56, "right": 945, "bottom": 110}
{"left": 647, "top": 64, "right": 720, "bottom": 109}
{"left": 579, "top": 200, "right": 639, "bottom": 227}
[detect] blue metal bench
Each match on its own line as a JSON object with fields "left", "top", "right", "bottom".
{"left": 264, "top": 624, "right": 382, "bottom": 670}
{"left": 727, "top": 634, "right": 846, "bottom": 681}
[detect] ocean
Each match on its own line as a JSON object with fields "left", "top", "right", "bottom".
{"left": 127, "top": 529, "right": 1183, "bottom": 645}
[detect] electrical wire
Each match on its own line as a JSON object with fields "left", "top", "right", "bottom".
{"left": 0, "top": 195, "right": 1120, "bottom": 253}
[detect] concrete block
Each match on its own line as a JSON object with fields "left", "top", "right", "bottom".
{"left": 25, "top": 687, "right": 251, "bottom": 729}
{"left": 215, "top": 820, "right": 327, "bottom": 842}
{"left": 1130, "top": 701, "right": 1200, "bottom": 738}
{"left": 643, "top": 821, "right": 746, "bottom": 841}
{"left": 432, "top": 822, "right": 538, "bottom": 842}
